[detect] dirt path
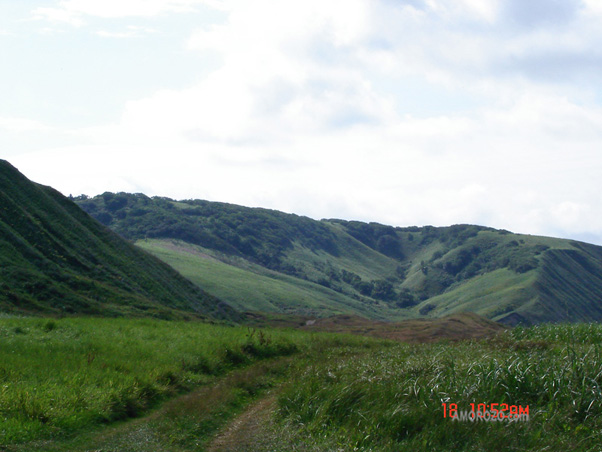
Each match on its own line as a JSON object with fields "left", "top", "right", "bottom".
{"left": 206, "top": 394, "right": 278, "bottom": 452}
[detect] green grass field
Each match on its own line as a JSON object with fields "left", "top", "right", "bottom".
{"left": 0, "top": 315, "right": 381, "bottom": 451}
{"left": 274, "top": 323, "right": 602, "bottom": 451}
{"left": 2, "top": 317, "right": 602, "bottom": 451}
{"left": 0, "top": 316, "right": 309, "bottom": 447}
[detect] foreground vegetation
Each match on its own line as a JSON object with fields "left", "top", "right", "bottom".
{"left": 0, "top": 316, "right": 319, "bottom": 448}
{"left": 2, "top": 317, "right": 602, "bottom": 451}
{"left": 274, "top": 323, "right": 602, "bottom": 451}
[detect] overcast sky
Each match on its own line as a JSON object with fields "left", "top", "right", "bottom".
{"left": 2, "top": 0, "right": 602, "bottom": 244}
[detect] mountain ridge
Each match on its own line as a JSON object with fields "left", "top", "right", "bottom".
{"left": 75, "top": 191, "right": 602, "bottom": 325}
{"left": 0, "top": 160, "right": 238, "bottom": 320}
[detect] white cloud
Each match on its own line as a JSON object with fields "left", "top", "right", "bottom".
{"left": 0, "top": 116, "right": 55, "bottom": 133}
{"left": 355, "top": 0, "right": 602, "bottom": 91}
{"left": 551, "top": 201, "right": 590, "bottom": 230}
{"left": 31, "top": 0, "right": 213, "bottom": 25}
{"left": 31, "top": 6, "right": 85, "bottom": 26}
{"left": 10, "top": 0, "right": 602, "bottom": 245}
{"left": 584, "top": 0, "right": 602, "bottom": 15}
{"left": 95, "top": 25, "right": 157, "bottom": 38}
{"left": 118, "top": 0, "right": 393, "bottom": 144}
{"left": 460, "top": 0, "right": 499, "bottom": 22}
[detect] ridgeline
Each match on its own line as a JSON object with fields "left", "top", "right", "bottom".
{"left": 0, "top": 160, "right": 237, "bottom": 320}
{"left": 75, "top": 192, "right": 602, "bottom": 325}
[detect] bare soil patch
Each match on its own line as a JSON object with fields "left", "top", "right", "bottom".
{"left": 206, "top": 394, "right": 277, "bottom": 452}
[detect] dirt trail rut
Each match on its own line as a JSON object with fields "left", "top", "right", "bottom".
{"left": 206, "top": 394, "right": 278, "bottom": 452}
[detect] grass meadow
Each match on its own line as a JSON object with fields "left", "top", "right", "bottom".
{"left": 2, "top": 316, "right": 602, "bottom": 451}
{"left": 0, "top": 316, "right": 319, "bottom": 447}
{"left": 275, "top": 323, "right": 602, "bottom": 451}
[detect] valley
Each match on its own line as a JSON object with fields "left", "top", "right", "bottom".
{"left": 76, "top": 191, "right": 602, "bottom": 325}
{"left": 2, "top": 159, "right": 602, "bottom": 451}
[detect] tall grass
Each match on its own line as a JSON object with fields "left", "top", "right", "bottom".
{"left": 277, "top": 324, "right": 602, "bottom": 451}
{"left": 6, "top": 317, "right": 602, "bottom": 451}
{"left": 0, "top": 317, "right": 302, "bottom": 446}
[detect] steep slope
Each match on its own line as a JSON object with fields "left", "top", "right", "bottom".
{"left": 76, "top": 192, "right": 602, "bottom": 324}
{"left": 76, "top": 194, "right": 405, "bottom": 320}
{"left": 0, "top": 161, "right": 237, "bottom": 320}
{"left": 533, "top": 242, "right": 602, "bottom": 323}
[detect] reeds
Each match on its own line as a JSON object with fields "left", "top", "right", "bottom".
{"left": 278, "top": 324, "right": 602, "bottom": 451}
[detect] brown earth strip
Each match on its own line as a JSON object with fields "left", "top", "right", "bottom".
{"left": 206, "top": 394, "right": 277, "bottom": 452}
{"left": 246, "top": 311, "right": 505, "bottom": 343}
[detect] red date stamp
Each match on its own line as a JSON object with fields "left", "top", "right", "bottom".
{"left": 442, "top": 403, "right": 530, "bottom": 422}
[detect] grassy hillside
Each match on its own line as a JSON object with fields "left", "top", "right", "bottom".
{"left": 76, "top": 192, "right": 602, "bottom": 324}
{"left": 136, "top": 239, "right": 403, "bottom": 320}
{"left": 0, "top": 161, "right": 237, "bottom": 320}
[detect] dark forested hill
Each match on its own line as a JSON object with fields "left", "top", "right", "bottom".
{"left": 0, "top": 161, "right": 237, "bottom": 320}
{"left": 76, "top": 192, "right": 602, "bottom": 325}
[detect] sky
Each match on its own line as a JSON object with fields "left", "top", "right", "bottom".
{"left": 2, "top": 0, "right": 602, "bottom": 245}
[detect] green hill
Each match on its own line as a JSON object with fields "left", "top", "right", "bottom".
{"left": 75, "top": 192, "right": 602, "bottom": 325}
{"left": 0, "top": 160, "right": 238, "bottom": 320}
